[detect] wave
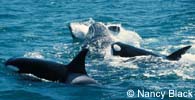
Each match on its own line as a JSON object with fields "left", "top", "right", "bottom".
{"left": 24, "top": 51, "right": 44, "bottom": 59}
{"left": 69, "top": 18, "right": 142, "bottom": 47}
{"left": 68, "top": 18, "right": 195, "bottom": 80}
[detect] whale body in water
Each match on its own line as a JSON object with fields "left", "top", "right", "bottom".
{"left": 69, "top": 20, "right": 142, "bottom": 48}
{"left": 5, "top": 49, "right": 98, "bottom": 85}
{"left": 111, "top": 42, "right": 191, "bottom": 61}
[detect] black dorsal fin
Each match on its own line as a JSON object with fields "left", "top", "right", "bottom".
{"left": 67, "top": 49, "right": 89, "bottom": 74}
{"left": 166, "top": 45, "right": 191, "bottom": 60}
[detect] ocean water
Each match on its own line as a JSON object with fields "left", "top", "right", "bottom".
{"left": 0, "top": 0, "right": 195, "bottom": 100}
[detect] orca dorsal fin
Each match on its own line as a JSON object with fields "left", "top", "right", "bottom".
{"left": 166, "top": 45, "right": 191, "bottom": 60}
{"left": 67, "top": 49, "right": 89, "bottom": 74}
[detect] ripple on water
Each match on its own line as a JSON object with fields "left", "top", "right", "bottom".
{"left": 0, "top": 0, "right": 195, "bottom": 100}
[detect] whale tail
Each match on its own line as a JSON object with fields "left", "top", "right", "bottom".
{"left": 166, "top": 45, "right": 191, "bottom": 60}
{"left": 67, "top": 49, "right": 89, "bottom": 74}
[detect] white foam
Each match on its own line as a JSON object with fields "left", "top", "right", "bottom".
{"left": 173, "top": 69, "right": 195, "bottom": 80}
{"left": 104, "top": 47, "right": 138, "bottom": 69}
{"left": 70, "top": 22, "right": 89, "bottom": 39}
{"left": 24, "top": 52, "right": 44, "bottom": 59}
{"left": 115, "top": 27, "right": 142, "bottom": 47}
{"left": 105, "top": 23, "right": 142, "bottom": 47}
{"left": 108, "top": 59, "right": 139, "bottom": 69}
{"left": 144, "top": 38, "right": 160, "bottom": 44}
{"left": 69, "top": 18, "right": 142, "bottom": 47}
{"left": 143, "top": 73, "right": 156, "bottom": 78}
{"left": 179, "top": 53, "right": 195, "bottom": 64}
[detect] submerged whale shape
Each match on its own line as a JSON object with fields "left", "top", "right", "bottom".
{"left": 111, "top": 42, "right": 191, "bottom": 61}
{"left": 5, "top": 49, "right": 98, "bottom": 85}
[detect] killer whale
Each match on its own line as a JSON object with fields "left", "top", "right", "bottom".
{"left": 5, "top": 49, "right": 98, "bottom": 85}
{"left": 111, "top": 42, "right": 191, "bottom": 61}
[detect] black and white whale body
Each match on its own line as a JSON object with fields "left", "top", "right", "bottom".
{"left": 5, "top": 49, "right": 98, "bottom": 85}
{"left": 111, "top": 42, "right": 191, "bottom": 61}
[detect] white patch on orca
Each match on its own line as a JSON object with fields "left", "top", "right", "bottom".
{"left": 70, "top": 75, "right": 97, "bottom": 85}
{"left": 113, "top": 44, "right": 121, "bottom": 51}
{"left": 7, "top": 65, "right": 19, "bottom": 72}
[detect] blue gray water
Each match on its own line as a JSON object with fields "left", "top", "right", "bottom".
{"left": 0, "top": 0, "right": 195, "bottom": 100}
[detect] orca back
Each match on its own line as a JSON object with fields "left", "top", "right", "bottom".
{"left": 5, "top": 49, "right": 90, "bottom": 83}
{"left": 166, "top": 45, "right": 191, "bottom": 60}
{"left": 111, "top": 42, "right": 158, "bottom": 57}
{"left": 5, "top": 58, "right": 68, "bottom": 82}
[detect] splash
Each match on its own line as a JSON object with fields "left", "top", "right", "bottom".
{"left": 69, "top": 18, "right": 95, "bottom": 40}
{"left": 179, "top": 53, "right": 195, "bottom": 65}
{"left": 24, "top": 52, "right": 44, "bottom": 59}
{"left": 68, "top": 18, "right": 195, "bottom": 80}
{"left": 69, "top": 18, "right": 142, "bottom": 47}
{"left": 106, "top": 50, "right": 195, "bottom": 80}
{"left": 108, "top": 24, "right": 142, "bottom": 47}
